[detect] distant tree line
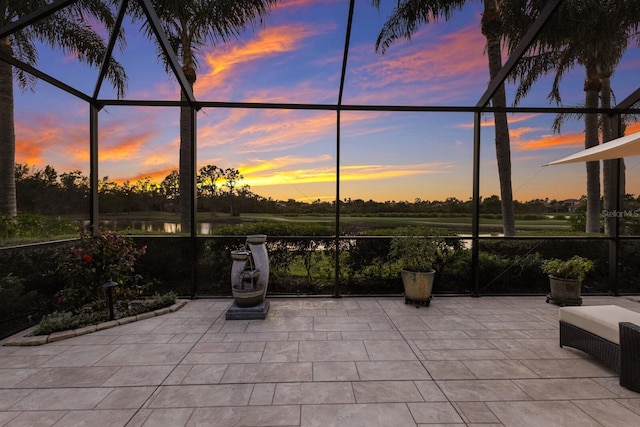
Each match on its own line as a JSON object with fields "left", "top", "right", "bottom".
{"left": 12, "top": 163, "right": 616, "bottom": 217}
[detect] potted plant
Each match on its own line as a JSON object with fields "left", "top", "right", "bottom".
{"left": 390, "top": 226, "right": 446, "bottom": 307}
{"left": 541, "top": 255, "right": 594, "bottom": 306}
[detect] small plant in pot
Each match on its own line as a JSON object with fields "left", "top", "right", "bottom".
{"left": 541, "top": 255, "right": 594, "bottom": 306}
{"left": 390, "top": 226, "right": 446, "bottom": 307}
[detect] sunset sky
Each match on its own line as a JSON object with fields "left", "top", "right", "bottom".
{"left": 12, "top": 0, "right": 640, "bottom": 203}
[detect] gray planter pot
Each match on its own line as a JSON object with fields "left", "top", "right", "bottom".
{"left": 546, "top": 275, "right": 582, "bottom": 306}
{"left": 401, "top": 269, "right": 435, "bottom": 307}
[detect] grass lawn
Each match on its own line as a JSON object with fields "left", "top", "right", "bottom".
{"left": 1, "top": 211, "right": 580, "bottom": 247}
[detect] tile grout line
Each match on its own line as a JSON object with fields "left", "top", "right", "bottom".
{"left": 123, "top": 300, "right": 232, "bottom": 427}
{"left": 377, "top": 298, "right": 469, "bottom": 425}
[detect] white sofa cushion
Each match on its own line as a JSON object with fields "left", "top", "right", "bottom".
{"left": 559, "top": 305, "right": 640, "bottom": 345}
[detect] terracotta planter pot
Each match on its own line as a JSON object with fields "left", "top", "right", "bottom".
{"left": 401, "top": 269, "right": 435, "bottom": 307}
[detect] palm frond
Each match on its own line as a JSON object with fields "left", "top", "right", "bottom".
{"left": 131, "top": 0, "right": 276, "bottom": 72}
{"left": 374, "top": 0, "right": 466, "bottom": 54}
{"left": 504, "top": 0, "right": 640, "bottom": 108}
{"left": 552, "top": 111, "right": 583, "bottom": 134}
{"left": 33, "top": 17, "right": 127, "bottom": 97}
{"left": 4, "top": 0, "right": 128, "bottom": 96}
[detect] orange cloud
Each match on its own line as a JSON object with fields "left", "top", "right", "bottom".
{"left": 242, "top": 80, "right": 338, "bottom": 104}
{"left": 198, "top": 108, "right": 393, "bottom": 157}
{"left": 197, "top": 108, "right": 253, "bottom": 146}
{"left": 515, "top": 131, "right": 583, "bottom": 151}
{"left": 99, "top": 131, "right": 158, "bottom": 161}
{"left": 355, "top": 24, "right": 486, "bottom": 89}
{"left": 15, "top": 106, "right": 177, "bottom": 185}
{"left": 15, "top": 140, "right": 45, "bottom": 166}
{"left": 196, "top": 24, "right": 321, "bottom": 95}
{"left": 240, "top": 154, "right": 333, "bottom": 175}
{"left": 64, "top": 122, "right": 161, "bottom": 163}
{"left": 142, "top": 151, "right": 178, "bottom": 168}
{"left": 513, "top": 121, "right": 640, "bottom": 153}
{"left": 16, "top": 127, "right": 61, "bottom": 165}
{"left": 509, "top": 126, "right": 545, "bottom": 140}
{"left": 15, "top": 114, "right": 87, "bottom": 166}
{"left": 340, "top": 162, "right": 451, "bottom": 181}
{"left": 198, "top": 110, "right": 336, "bottom": 154}
{"left": 117, "top": 167, "right": 177, "bottom": 185}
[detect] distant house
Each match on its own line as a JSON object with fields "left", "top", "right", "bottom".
{"left": 560, "top": 199, "right": 583, "bottom": 212}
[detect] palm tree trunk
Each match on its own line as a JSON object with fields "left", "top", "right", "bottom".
{"left": 601, "top": 74, "right": 614, "bottom": 235}
{"left": 179, "top": 94, "right": 194, "bottom": 233}
{"left": 600, "top": 74, "right": 625, "bottom": 235}
{"left": 482, "top": 0, "right": 515, "bottom": 236}
{"left": 584, "top": 62, "right": 601, "bottom": 233}
{"left": 179, "top": 54, "right": 197, "bottom": 233}
{"left": 0, "top": 37, "right": 17, "bottom": 217}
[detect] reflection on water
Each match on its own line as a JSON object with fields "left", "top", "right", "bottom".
{"left": 95, "top": 220, "right": 214, "bottom": 234}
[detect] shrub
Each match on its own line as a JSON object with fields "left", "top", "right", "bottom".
{"left": 541, "top": 255, "right": 594, "bottom": 282}
{"left": 0, "top": 214, "right": 76, "bottom": 243}
{"left": 35, "top": 310, "right": 109, "bottom": 335}
{"left": 390, "top": 230, "right": 443, "bottom": 272}
{"left": 35, "top": 292, "right": 177, "bottom": 335}
{"left": 389, "top": 226, "right": 455, "bottom": 272}
{"left": 56, "top": 228, "right": 149, "bottom": 310}
{"left": 206, "top": 222, "right": 334, "bottom": 291}
{"left": 0, "top": 274, "right": 43, "bottom": 321}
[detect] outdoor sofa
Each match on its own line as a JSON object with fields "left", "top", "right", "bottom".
{"left": 559, "top": 305, "right": 640, "bottom": 392}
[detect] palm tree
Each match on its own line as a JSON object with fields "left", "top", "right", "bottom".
{"left": 504, "top": 0, "right": 640, "bottom": 233}
{"left": 373, "top": 0, "right": 516, "bottom": 236}
{"left": 131, "top": 0, "right": 276, "bottom": 232}
{"left": 0, "top": 0, "right": 127, "bottom": 217}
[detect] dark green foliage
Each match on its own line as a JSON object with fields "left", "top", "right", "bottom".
{"left": 0, "top": 242, "right": 68, "bottom": 338}
{"left": 433, "top": 248, "right": 471, "bottom": 294}
{"left": 34, "top": 292, "right": 177, "bottom": 336}
{"left": 1, "top": 222, "right": 634, "bottom": 335}
{"left": 619, "top": 240, "right": 640, "bottom": 292}
{"left": 569, "top": 211, "right": 589, "bottom": 232}
{"left": 0, "top": 274, "right": 27, "bottom": 314}
{"left": 340, "top": 227, "right": 469, "bottom": 295}
{"left": 10, "top": 163, "right": 597, "bottom": 221}
{"left": 55, "top": 229, "right": 149, "bottom": 310}
{"left": 477, "top": 238, "right": 610, "bottom": 294}
{"left": 390, "top": 226, "right": 446, "bottom": 272}
{"left": 198, "top": 236, "right": 244, "bottom": 295}
{"left": 477, "top": 251, "right": 549, "bottom": 294}
{"left": 131, "top": 236, "right": 193, "bottom": 296}
{"left": 0, "top": 229, "right": 168, "bottom": 338}
{"left": 0, "top": 214, "right": 76, "bottom": 242}
{"left": 341, "top": 237, "right": 394, "bottom": 286}
{"left": 541, "top": 256, "right": 594, "bottom": 282}
{"left": 35, "top": 310, "right": 109, "bottom": 336}
{"left": 131, "top": 291, "right": 177, "bottom": 313}
{"left": 203, "top": 222, "right": 335, "bottom": 294}
{"left": 0, "top": 274, "right": 44, "bottom": 330}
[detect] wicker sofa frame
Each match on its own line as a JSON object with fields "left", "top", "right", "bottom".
{"left": 560, "top": 320, "right": 640, "bottom": 392}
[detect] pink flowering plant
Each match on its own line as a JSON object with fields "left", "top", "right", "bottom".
{"left": 56, "top": 228, "right": 148, "bottom": 311}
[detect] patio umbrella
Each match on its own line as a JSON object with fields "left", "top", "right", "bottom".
{"left": 542, "top": 131, "right": 640, "bottom": 165}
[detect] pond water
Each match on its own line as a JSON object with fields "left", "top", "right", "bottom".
{"left": 96, "top": 220, "right": 216, "bottom": 234}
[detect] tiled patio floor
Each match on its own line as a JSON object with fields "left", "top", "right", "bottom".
{"left": 2, "top": 295, "right": 640, "bottom": 426}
